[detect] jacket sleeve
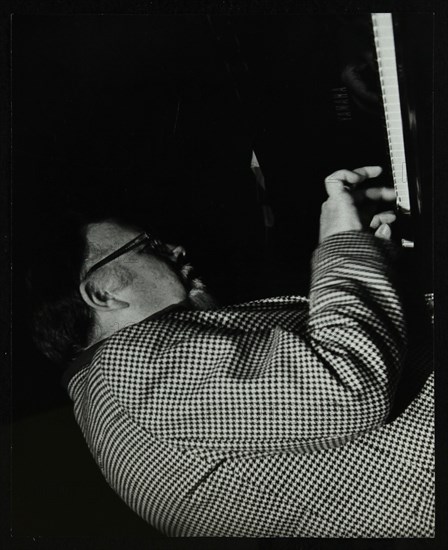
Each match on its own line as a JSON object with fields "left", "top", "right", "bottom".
{"left": 305, "top": 231, "right": 405, "bottom": 440}
{"left": 103, "top": 231, "right": 406, "bottom": 454}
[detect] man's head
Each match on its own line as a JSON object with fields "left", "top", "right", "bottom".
{"left": 30, "top": 213, "right": 215, "bottom": 364}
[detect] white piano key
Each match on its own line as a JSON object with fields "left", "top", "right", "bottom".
{"left": 383, "top": 89, "right": 399, "bottom": 97}
{"left": 395, "top": 169, "right": 409, "bottom": 183}
{"left": 384, "top": 107, "right": 402, "bottom": 115}
{"left": 390, "top": 157, "right": 407, "bottom": 166}
{"left": 386, "top": 122, "right": 404, "bottom": 132}
{"left": 396, "top": 182, "right": 410, "bottom": 191}
{"left": 388, "top": 131, "right": 406, "bottom": 143}
{"left": 372, "top": 13, "right": 412, "bottom": 216}
{"left": 373, "top": 13, "right": 393, "bottom": 21}
{"left": 374, "top": 26, "right": 395, "bottom": 39}
{"left": 379, "top": 57, "right": 397, "bottom": 68}
{"left": 380, "top": 68, "right": 398, "bottom": 79}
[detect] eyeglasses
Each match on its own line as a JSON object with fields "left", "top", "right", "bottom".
{"left": 83, "top": 232, "right": 164, "bottom": 279}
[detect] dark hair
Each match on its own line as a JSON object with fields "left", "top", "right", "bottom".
{"left": 28, "top": 211, "right": 95, "bottom": 364}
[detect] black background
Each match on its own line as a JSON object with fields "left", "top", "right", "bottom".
{"left": 2, "top": 3, "right": 445, "bottom": 548}
{"left": 11, "top": 14, "right": 331, "bottom": 539}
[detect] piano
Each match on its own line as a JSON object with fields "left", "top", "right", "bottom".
{"left": 207, "top": 13, "right": 434, "bottom": 312}
{"left": 371, "top": 12, "right": 433, "bottom": 317}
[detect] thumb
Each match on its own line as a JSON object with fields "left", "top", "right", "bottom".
{"left": 374, "top": 223, "right": 392, "bottom": 240}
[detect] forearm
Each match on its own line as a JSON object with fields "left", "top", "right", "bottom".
{"left": 308, "top": 230, "right": 405, "bottom": 429}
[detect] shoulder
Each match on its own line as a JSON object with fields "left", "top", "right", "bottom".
{"left": 106, "top": 295, "right": 310, "bottom": 349}
{"left": 91, "top": 295, "right": 310, "bottom": 389}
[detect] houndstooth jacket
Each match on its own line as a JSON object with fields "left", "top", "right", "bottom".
{"left": 63, "top": 231, "right": 434, "bottom": 537}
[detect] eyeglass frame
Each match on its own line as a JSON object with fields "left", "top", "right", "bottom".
{"left": 83, "top": 232, "right": 164, "bottom": 280}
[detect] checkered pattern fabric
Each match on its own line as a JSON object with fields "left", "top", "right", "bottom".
{"left": 66, "top": 231, "right": 434, "bottom": 537}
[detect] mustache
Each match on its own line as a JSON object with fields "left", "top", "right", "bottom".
{"left": 178, "top": 262, "right": 206, "bottom": 291}
{"left": 155, "top": 247, "right": 218, "bottom": 310}
{"left": 140, "top": 240, "right": 218, "bottom": 309}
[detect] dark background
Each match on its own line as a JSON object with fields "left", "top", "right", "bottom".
{"left": 8, "top": 12, "right": 434, "bottom": 541}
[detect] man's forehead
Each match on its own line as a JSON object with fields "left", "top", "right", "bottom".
{"left": 85, "top": 220, "right": 141, "bottom": 254}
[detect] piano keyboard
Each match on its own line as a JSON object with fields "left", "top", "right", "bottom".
{"left": 371, "top": 13, "right": 411, "bottom": 216}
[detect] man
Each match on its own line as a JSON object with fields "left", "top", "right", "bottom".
{"left": 31, "top": 166, "right": 433, "bottom": 537}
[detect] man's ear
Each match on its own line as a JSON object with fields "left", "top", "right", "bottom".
{"left": 79, "top": 280, "right": 130, "bottom": 312}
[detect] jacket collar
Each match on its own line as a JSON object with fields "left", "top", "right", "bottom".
{"left": 61, "top": 300, "right": 190, "bottom": 390}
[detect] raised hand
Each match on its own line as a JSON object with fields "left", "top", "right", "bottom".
{"left": 319, "top": 166, "right": 396, "bottom": 242}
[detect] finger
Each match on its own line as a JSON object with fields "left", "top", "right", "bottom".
{"left": 374, "top": 223, "right": 392, "bottom": 240}
{"left": 369, "top": 211, "right": 397, "bottom": 229}
{"left": 352, "top": 166, "right": 383, "bottom": 179}
{"left": 324, "top": 166, "right": 382, "bottom": 197}
{"left": 324, "top": 169, "right": 363, "bottom": 197}
{"left": 365, "top": 187, "right": 396, "bottom": 201}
